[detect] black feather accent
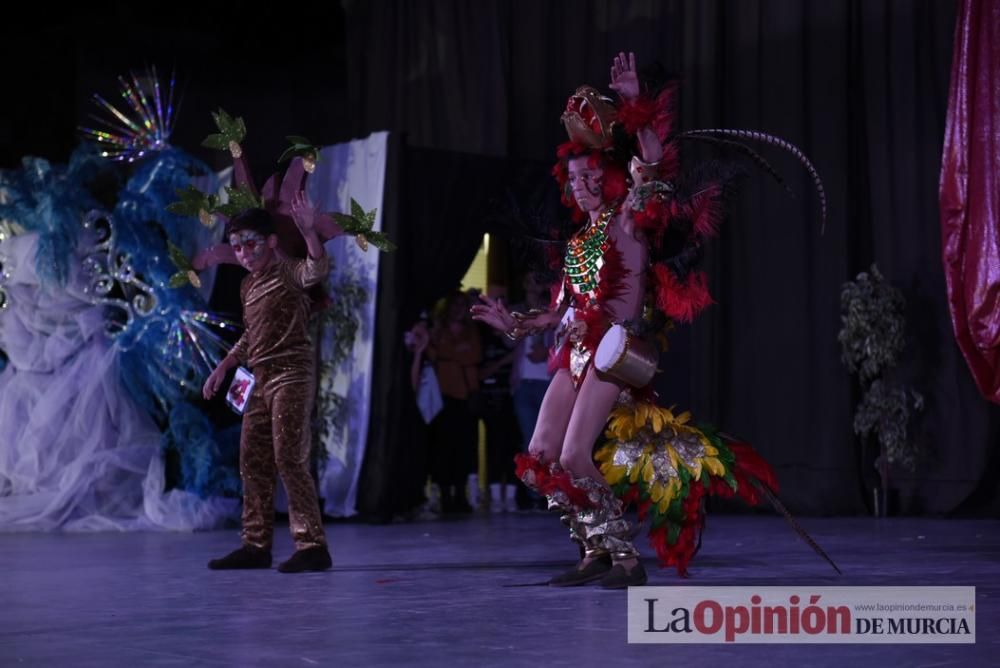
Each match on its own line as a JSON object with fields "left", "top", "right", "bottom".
{"left": 678, "top": 128, "right": 828, "bottom": 233}
{"left": 677, "top": 134, "right": 794, "bottom": 196}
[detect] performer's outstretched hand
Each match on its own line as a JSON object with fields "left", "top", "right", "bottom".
{"left": 515, "top": 309, "right": 562, "bottom": 335}
{"left": 609, "top": 51, "right": 640, "bottom": 101}
{"left": 290, "top": 190, "right": 326, "bottom": 259}
{"left": 290, "top": 191, "right": 318, "bottom": 236}
{"left": 470, "top": 293, "right": 517, "bottom": 333}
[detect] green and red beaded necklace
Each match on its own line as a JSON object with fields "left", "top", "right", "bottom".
{"left": 564, "top": 206, "right": 616, "bottom": 304}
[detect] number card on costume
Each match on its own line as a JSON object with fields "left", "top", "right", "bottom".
{"left": 225, "top": 367, "right": 255, "bottom": 415}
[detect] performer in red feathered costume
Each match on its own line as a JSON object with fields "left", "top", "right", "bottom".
{"left": 473, "top": 52, "right": 833, "bottom": 588}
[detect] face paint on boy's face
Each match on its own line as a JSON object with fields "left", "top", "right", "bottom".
{"left": 566, "top": 157, "right": 606, "bottom": 212}
{"left": 230, "top": 231, "right": 269, "bottom": 270}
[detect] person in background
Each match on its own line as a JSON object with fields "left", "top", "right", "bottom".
{"left": 425, "top": 291, "right": 481, "bottom": 513}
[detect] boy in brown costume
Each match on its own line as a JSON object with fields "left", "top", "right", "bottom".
{"left": 203, "top": 193, "right": 333, "bottom": 573}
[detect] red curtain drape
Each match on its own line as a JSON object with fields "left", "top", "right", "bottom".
{"left": 940, "top": 0, "right": 1000, "bottom": 403}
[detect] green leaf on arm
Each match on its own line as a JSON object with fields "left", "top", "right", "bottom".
{"left": 365, "top": 231, "right": 397, "bottom": 252}
{"left": 212, "top": 109, "right": 246, "bottom": 137}
{"left": 167, "top": 185, "right": 212, "bottom": 217}
{"left": 202, "top": 108, "right": 247, "bottom": 150}
{"left": 216, "top": 184, "right": 265, "bottom": 217}
{"left": 350, "top": 198, "right": 367, "bottom": 222}
{"left": 278, "top": 136, "right": 319, "bottom": 164}
{"left": 168, "top": 271, "right": 189, "bottom": 288}
{"left": 331, "top": 212, "right": 365, "bottom": 234}
{"left": 201, "top": 134, "right": 230, "bottom": 150}
{"left": 167, "top": 242, "right": 193, "bottom": 272}
{"left": 327, "top": 198, "right": 396, "bottom": 253}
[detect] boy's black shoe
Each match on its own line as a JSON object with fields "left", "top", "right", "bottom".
{"left": 207, "top": 545, "right": 272, "bottom": 570}
{"left": 277, "top": 546, "right": 333, "bottom": 573}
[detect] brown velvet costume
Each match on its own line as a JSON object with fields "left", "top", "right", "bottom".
{"left": 230, "top": 255, "right": 329, "bottom": 550}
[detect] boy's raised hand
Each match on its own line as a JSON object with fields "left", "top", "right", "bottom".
{"left": 290, "top": 191, "right": 318, "bottom": 236}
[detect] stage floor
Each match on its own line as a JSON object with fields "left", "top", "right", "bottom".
{"left": 2, "top": 513, "right": 996, "bottom": 666}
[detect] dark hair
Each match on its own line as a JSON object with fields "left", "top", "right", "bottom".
{"left": 553, "top": 143, "right": 629, "bottom": 219}
{"left": 225, "top": 208, "right": 275, "bottom": 239}
{"left": 433, "top": 290, "right": 472, "bottom": 326}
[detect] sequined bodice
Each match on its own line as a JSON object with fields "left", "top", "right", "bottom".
{"left": 564, "top": 207, "right": 614, "bottom": 306}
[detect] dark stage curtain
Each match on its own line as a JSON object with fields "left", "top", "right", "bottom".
{"left": 348, "top": 0, "right": 1000, "bottom": 518}
{"left": 357, "top": 144, "right": 508, "bottom": 519}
